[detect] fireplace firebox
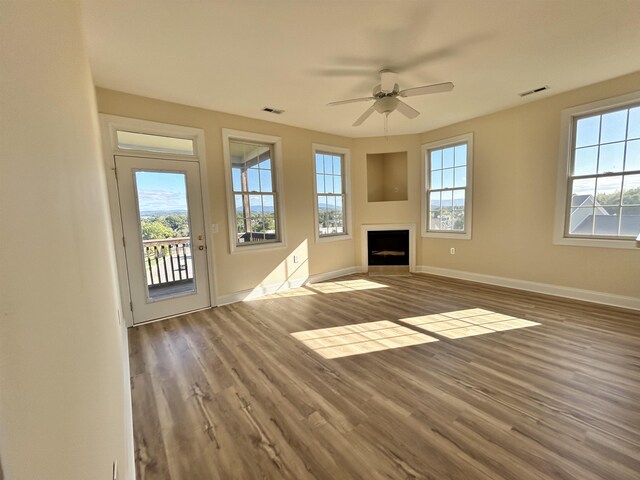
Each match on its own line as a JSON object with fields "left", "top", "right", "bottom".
{"left": 367, "top": 230, "right": 409, "bottom": 266}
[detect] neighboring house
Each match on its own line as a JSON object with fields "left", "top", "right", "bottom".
{"left": 571, "top": 194, "right": 640, "bottom": 236}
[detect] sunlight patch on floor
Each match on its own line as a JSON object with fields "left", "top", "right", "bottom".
{"left": 291, "top": 320, "right": 437, "bottom": 359}
{"left": 306, "top": 279, "right": 388, "bottom": 294}
{"left": 401, "top": 308, "right": 540, "bottom": 339}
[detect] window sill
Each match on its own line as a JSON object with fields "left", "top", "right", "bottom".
{"left": 316, "top": 233, "right": 352, "bottom": 244}
{"left": 422, "top": 231, "right": 472, "bottom": 240}
{"left": 230, "top": 240, "right": 286, "bottom": 254}
{"left": 553, "top": 236, "right": 640, "bottom": 250}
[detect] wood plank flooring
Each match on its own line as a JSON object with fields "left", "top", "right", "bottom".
{"left": 128, "top": 273, "right": 640, "bottom": 480}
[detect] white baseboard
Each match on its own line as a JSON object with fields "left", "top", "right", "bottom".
{"left": 307, "top": 266, "right": 362, "bottom": 284}
{"left": 416, "top": 265, "right": 640, "bottom": 311}
{"left": 216, "top": 267, "right": 360, "bottom": 306}
{"left": 216, "top": 264, "right": 639, "bottom": 311}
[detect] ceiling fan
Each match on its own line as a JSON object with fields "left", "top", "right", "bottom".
{"left": 327, "top": 69, "right": 454, "bottom": 127}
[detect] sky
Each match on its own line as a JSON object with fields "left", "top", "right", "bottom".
{"left": 135, "top": 171, "right": 188, "bottom": 213}
{"left": 572, "top": 107, "right": 640, "bottom": 197}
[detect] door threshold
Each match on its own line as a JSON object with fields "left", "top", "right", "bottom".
{"left": 131, "top": 305, "right": 212, "bottom": 327}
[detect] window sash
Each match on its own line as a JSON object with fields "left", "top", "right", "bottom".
{"left": 426, "top": 143, "right": 469, "bottom": 234}
{"left": 564, "top": 173, "right": 640, "bottom": 239}
{"left": 564, "top": 104, "right": 640, "bottom": 240}
{"left": 233, "top": 192, "right": 280, "bottom": 246}
{"left": 228, "top": 139, "right": 280, "bottom": 247}
{"left": 316, "top": 192, "right": 347, "bottom": 237}
{"left": 315, "top": 151, "right": 348, "bottom": 237}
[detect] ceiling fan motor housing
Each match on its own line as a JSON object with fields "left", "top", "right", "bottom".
{"left": 373, "top": 83, "right": 400, "bottom": 98}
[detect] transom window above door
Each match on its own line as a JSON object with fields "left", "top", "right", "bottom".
{"left": 115, "top": 130, "right": 195, "bottom": 156}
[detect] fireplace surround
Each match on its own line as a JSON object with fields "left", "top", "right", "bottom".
{"left": 360, "top": 224, "right": 416, "bottom": 273}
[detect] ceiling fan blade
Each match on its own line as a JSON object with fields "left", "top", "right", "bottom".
{"left": 353, "top": 104, "right": 377, "bottom": 126}
{"left": 399, "top": 82, "right": 454, "bottom": 97}
{"left": 327, "top": 96, "right": 375, "bottom": 107}
{"left": 380, "top": 69, "right": 397, "bottom": 93}
{"left": 396, "top": 100, "right": 420, "bottom": 119}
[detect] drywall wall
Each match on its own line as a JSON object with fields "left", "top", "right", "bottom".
{"left": 97, "top": 71, "right": 638, "bottom": 302}
{"left": 95, "top": 89, "right": 356, "bottom": 299}
{"left": 418, "top": 71, "right": 640, "bottom": 298}
{"left": 352, "top": 134, "right": 423, "bottom": 267}
{"left": 382, "top": 152, "right": 409, "bottom": 202}
{"left": 0, "top": 3, "right": 133, "bottom": 479}
{"left": 352, "top": 72, "right": 640, "bottom": 299}
{"left": 367, "top": 152, "right": 408, "bottom": 202}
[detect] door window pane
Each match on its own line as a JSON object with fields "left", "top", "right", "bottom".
{"left": 135, "top": 171, "right": 195, "bottom": 300}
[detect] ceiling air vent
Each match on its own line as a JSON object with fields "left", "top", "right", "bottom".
{"left": 262, "top": 106, "right": 284, "bottom": 114}
{"left": 519, "top": 85, "right": 550, "bottom": 97}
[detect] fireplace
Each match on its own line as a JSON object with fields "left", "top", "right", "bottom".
{"left": 361, "top": 224, "right": 415, "bottom": 274}
{"left": 367, "top": 230, "right": 409, "bottom": 266}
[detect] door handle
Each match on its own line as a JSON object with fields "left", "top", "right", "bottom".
{"left": 198, "top": 245, "right": 205, "bottom": 250}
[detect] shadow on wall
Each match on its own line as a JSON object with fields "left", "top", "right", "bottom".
{"left": 244, "top": 240, "right": 310, "bottom": 300}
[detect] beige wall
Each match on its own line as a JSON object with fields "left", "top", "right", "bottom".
{"left": 351, "top": 72, "right": 640, "bottom": 299}
{"left": 418, "top": 71, "right": 640, "bottom": 298}
{"left": 98, "top": 71, "right": 639, "bottom": 302}
{"left": 366, "top": 151, "right": 408, "bottom": 202}
{"left": 96, "top": 89, "right": 355, "bottom": 299}
{"left": 0, "top": 3, "right": 133, "bottom": 479}
{"left": 366, "top": 153, "right": 385, "bottom": 202}
{"left": 352, "top": 134, "right": 423, "bottom": 266}
{"left": 382, "top": 152, "right": 409, "bottom": 202}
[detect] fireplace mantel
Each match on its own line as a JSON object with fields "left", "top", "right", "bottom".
{"left": 360, "top": 224, "right": 416, "bottom": 273}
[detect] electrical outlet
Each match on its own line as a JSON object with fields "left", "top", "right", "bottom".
{"left": 211, "top": 223, "right": 219, "bottom": 233}
{"left": 450, "top": 247, "right": 456, "bottom": 255}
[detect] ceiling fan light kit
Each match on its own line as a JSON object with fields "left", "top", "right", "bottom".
{"left": 327, "top": 69, "right": 454, "bottom": 128}
{"left": 374, "top": 96, "right": 399, "bottom": 114}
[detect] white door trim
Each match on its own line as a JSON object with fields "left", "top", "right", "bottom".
{"left": 99, "top": 114, "right": 217, "bottom": 327}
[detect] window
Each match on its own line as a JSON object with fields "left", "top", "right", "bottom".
{"left": 312, "top": 144, "right": 352, "bottom": 241}
{"left": 421, "top": 133, "right": 473, "bottom": 239}
{"left": 116, "top": 130, "right": 195, "bottom": 156}
{"left": 222, "top": 129, "right": 285, "bottom": 252}
{"left": 555, "top": 92, "right": 640, "bottom": 248}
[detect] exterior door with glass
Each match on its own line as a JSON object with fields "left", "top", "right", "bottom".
{"left": 115, "top": 155, "right": 210, "bottom": 324}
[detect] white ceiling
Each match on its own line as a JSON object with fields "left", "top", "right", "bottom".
{"left": 82, "top": 0, "right": 640, "bottom": 138}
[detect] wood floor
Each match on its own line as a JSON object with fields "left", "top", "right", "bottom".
{"left": 129, "top": 273, "right": 640, "bottom": 480}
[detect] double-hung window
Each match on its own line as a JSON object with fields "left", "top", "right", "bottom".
{"left": 312, "top": 144, "right": 351, "bottom": 241}
{"left": 422, "top": 133, "right": 473, "bottom": 239}
{"left": 223, "top": 129, "right": 285, "bottom": 252}
{"left": 555, "top": 92, "right": 640, "bottom": 248}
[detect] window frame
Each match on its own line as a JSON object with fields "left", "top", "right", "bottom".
{"left": 554, "top": 91, "right": 640, "bottom": 250}
{"left": 222, "top": 129, "right": 286, "bottom": 253}
{"left": 421, "top": 133, "right": 474, "bottom": 240}
{"left": 312, "top": 144, "right": 352, "bottom": 243}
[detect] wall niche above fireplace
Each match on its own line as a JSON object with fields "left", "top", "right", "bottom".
{"left": 367, "top": 151, "right": 408, "bottom": 202}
